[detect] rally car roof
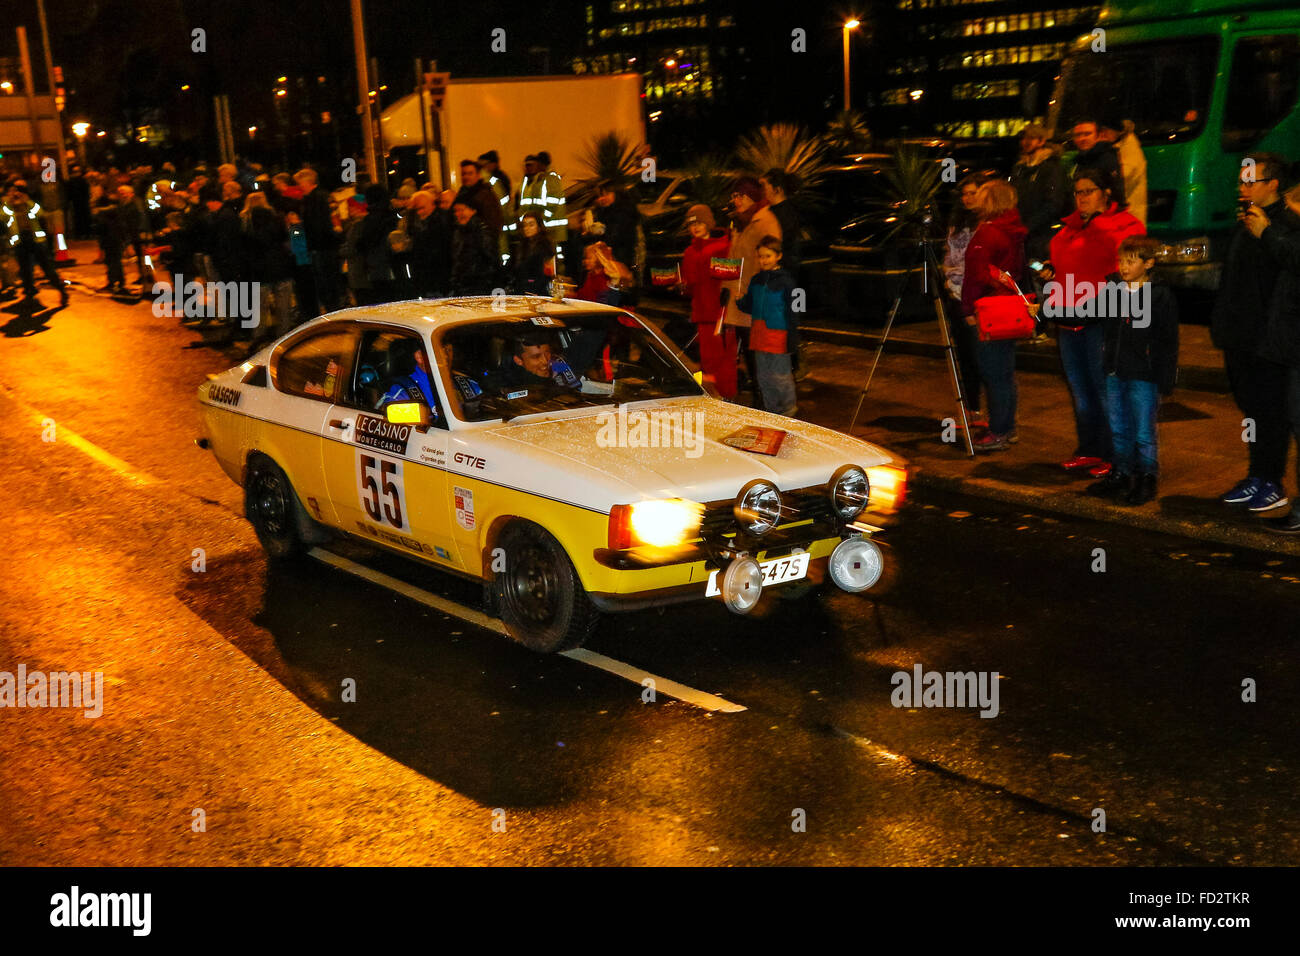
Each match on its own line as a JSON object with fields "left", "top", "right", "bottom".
{"left": 316, "top": 296, "right": 622, "bottom": 331}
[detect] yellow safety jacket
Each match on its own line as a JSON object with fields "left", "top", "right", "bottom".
{"left": 2, "top": 200, "right": 48, "bottom": 246}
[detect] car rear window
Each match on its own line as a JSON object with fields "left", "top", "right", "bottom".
{"left": 273, "top": 328, "right": 356, "bottom": 402}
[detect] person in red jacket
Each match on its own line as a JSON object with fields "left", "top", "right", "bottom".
{"left": 962, "top": 180, "right": 1029, "bottom": 452}
{"left": 1043, "top": 168, "right": 1145, "bottom": 474}
{"left": 679, "top": 204, "right": 737, "bottom": 398}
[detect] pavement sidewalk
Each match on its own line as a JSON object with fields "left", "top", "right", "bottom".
{"left": 795, "top": 338, "right": 1300, "bottom": 558}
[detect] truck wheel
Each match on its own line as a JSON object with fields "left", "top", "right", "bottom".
{"left": 494, "top": 522, "right": 599, "bottom": 653}
{"left": 245, "top": 455, "right": 307, "bottom": 561}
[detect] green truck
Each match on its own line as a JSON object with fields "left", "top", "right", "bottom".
{"left": 1048, "top": 0, "right": 1300, "bottom": 296}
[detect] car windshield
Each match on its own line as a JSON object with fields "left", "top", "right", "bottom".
{"left": 439, "top": 312, "right": 703, "bottom": 422}
{"left": 1050, "top": 39, "right": 1219, "bottom": 144}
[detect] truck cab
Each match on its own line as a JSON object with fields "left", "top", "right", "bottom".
{"left": 1048, "top": 0, "right": 1300, "bottom": 294}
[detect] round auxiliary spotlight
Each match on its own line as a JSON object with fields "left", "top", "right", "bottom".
{"left": 733, "top": 479, "right": 782, "bottom": 536}
{"left": 720, "top": 556, "right": 763, "bottom": 614}
{"left": 828, "top": 465, "right": 869, "bottom": 521}
{"left": 828, "top": 536, "right": 884, "bottom": 593}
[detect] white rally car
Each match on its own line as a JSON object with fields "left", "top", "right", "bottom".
{"left": 196, "top": 297, "right": 907, "bottom": 652}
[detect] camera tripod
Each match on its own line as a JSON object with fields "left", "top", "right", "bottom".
{"left": 846, "top": 235, "right": 976, "bottom": 457}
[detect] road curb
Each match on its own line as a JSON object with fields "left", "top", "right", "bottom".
{"left": 910, "top": 468, "right": 1300, "bottom": 558}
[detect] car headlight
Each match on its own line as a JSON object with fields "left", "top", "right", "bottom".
{"left": 733, "top": 480, "right": 782, "bottom": 535}
{"left": 608, "top": 499, "right": 703, "bottom": 550}
{"left": 1157, "top": 236, "right": 1210, "bottom": 264}
{"left": 828, "top": 465, "right": 869, "bottom": 520}
{"left": 866, "top": 464, "right": 908, "bottom": 514}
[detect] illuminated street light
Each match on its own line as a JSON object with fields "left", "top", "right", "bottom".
{"left": 275, "top": 89, "right": 287, "bottom": 97}
{"left": 248, "top": 125, "right": 258, "bottom": 137}
{"left": 72, "top": 122, "right": 89, "bottom": 165}
{"left": 909, "top": 88, "right": 924, "bottom": 101}
{"left": 180, "top": 84, "right": 190, "bottom": 91}
{"left": 842, "top": 17, "right": 860, "bottom": 112}
{"left": 0, "top": 80, "right": 13, "bottom": 94}
{"left": 277, "top": 75, "right": 287, "bottom": 83}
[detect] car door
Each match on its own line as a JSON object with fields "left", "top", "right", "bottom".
{"left": 321, "top": 325, "right": 460, "bottom": 568}
{"left": 265, "top": 325, "right": 361, "bottom": 526}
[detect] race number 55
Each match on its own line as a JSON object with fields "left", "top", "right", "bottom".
{"left": 359, "top": 453, "right": 406, "bottom": 530}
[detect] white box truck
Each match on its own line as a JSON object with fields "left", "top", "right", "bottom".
{"left": 379, "top": 72, "right": 645, "bottom": 193}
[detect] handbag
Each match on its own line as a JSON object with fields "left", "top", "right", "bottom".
{"left": 973, "top": 271, "right": 1036, "bottom": 342}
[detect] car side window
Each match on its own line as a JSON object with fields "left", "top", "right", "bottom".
{"left": 272, "top": 329, "right": 357, "bottom": 402}
{"left": 347, "top": 327, "right": 446, "bottom": 428}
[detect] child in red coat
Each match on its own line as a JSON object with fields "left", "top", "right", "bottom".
{"left": 679, "top": 204, "right": 737, "bottom": 398}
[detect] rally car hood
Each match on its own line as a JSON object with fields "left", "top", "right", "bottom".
{"left": 471, "top": 396, "right": 897, "bottom": 507}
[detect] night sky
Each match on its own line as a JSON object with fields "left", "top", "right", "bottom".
{"left": 5, "top": 0, "right": 856, "bottom": 166}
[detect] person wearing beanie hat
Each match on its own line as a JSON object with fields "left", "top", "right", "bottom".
{"left": 680, "top": 203, "right": 736, "bottom": 398}
{"left": 721, "top": 175, "right": 782, "bottom": 331}
{"left": 684, "top": 203, "right": 715, "bottom": 230}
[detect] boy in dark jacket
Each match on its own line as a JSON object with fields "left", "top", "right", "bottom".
{"left": 1254, "top": 184, "right": 1300, "bottom": 533}
{"left": 737, "top": 235, "right": 797, "bottom": 416}
{"left": 1087, "top": 236, "right": 1179, "bottom": 505}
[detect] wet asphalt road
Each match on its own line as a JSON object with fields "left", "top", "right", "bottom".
{"left": 1, "top": 282, "right": 1297, "bottom": 866}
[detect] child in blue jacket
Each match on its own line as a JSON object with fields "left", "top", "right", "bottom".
{"left": 737, "top": 236, "right": 797, "bottom": 415}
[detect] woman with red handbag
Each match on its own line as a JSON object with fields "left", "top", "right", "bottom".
{"left": 962, "top": 180, "right": 1029, "bottom": 452}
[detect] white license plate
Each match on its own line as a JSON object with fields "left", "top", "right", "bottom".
{"left": 706, "top": 552, "right": 810, "bottom": 596}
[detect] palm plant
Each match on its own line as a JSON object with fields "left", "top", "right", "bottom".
{"left": 679, "top": 151, "right": 735, "bottom": 218}
{"left": 824, "top": 110, "right": 874, "bottom": 157}
{"left": 569, "top": 130, "right": 646, "bottom": 209}
{"left": 734, "top": 123, "right": 831, "bottom": 193}
{"left": 842, "top": 144, "right": 946, "bottom": 246}
{"left": 733, "top": 123, "right": 831, "bottom": 224}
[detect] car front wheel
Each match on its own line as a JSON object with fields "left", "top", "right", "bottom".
{"left": 494, "top": 522, "right": 599, "bottom": 653}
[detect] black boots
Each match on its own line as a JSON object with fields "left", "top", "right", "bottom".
{"left": 1124, "top": 472, "right": 1157, "bottom": 506}
{"left": 1086, "top": 471, "right": 1158, "bottom": 506}
{"left": 1087, "top": 469, "right": 1130, "bottom": 498}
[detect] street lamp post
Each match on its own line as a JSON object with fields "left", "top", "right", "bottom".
{"left": 842, "top": 18, "right": 860, "bottom": 113}
{"left": 72, "top": 122, "right": 89, "bottom": 166}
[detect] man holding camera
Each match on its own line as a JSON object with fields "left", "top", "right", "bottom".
{"left": 1211, "top": 152, "right": 1300, "bottom": 514}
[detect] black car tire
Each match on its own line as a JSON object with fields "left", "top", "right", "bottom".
{"left": 493, "top": 521, "right": 599, "bottom": 653}
{"left": 244, "top": 455, "right": 310, "bottom": 561}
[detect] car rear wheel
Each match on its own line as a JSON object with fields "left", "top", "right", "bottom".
{"left": 494, "top": 522, "right": 599, "bottom": 653}
{"left": 245, "top": 455, "right": 308, "bottom": 561}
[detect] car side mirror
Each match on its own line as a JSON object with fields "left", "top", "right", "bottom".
{"left": 385, "top": 401, "right": 431, "bottom": 427}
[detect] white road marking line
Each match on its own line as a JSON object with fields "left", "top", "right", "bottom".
{"left": 308, "top": 547, "right": 747, "bottom": 714}
{"left": 560, "top": 648, "right": 747, "bottom": 713}
{"left": 1, "top": 391, "right": 160, "bottom": 486}
{"left": 309, "top": 547, "right": 508, "bottom": 636}
{"left": 56, "top": 427, "right": 159, "bottom": 486}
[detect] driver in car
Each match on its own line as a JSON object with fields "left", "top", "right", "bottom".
{"left": 378, "top": 337, "right": 439, "bottom": 416}
{"left": 506, "top": 329, "right": 581, "bottom": 389}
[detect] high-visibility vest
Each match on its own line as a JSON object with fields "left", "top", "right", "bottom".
{"left": 537, "top": 169, "right": 567, "bottom": 241}
{"left": 487, "top": 173, "right": 513, "bottom": 222}
{"left": 2, "top": 201, "right": 47, "bottom": 246}
{"left": 514, "top": 170, "right": 567, "bottom": 242}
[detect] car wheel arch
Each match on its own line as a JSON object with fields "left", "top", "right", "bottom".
{"left": 482, "top": 515, "right": 596, "bottom": 591}
{"left": 243, "top": 450, "right": 331, "bottom": 546}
